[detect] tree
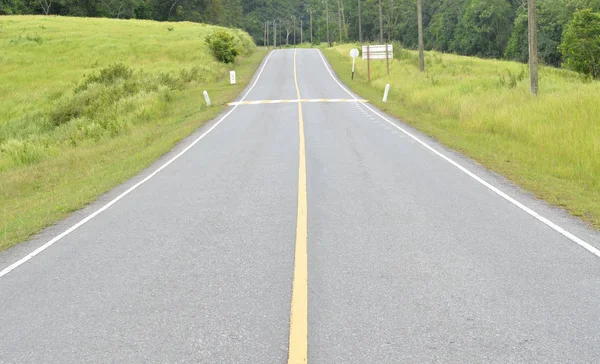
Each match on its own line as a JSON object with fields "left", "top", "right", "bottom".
{"left": 383, "top": 0, "right": 401, "bottom": 41}
{"left": 38, "top": 0, "right": 53, "bottom": 14}
{"left": 506, "top": 0, "right": 600, "bottom": 66}
{"left": 430, "top": 0, "right": 468, "bottom": 52}
{"left": 358, "top": 0, "right": 363, "bottom": 42}
{"left": 221, "top": 0, "right": 243, "bottom": 27}
{"left": 504, "top": 7, "right": 528, "bottom": 62}
{"left": 205, "top": 30, "right": 239, "bottom": 63}
{"left": 417, "top": 0, "right": 424, "bottom": 71}
{"left": 283, "top": 17, "right": 293, "bottom": 44}
{"left": 528, "top": 0, "right": 538, "bottom": 95}
{"left": 325, "top": 0, "right": 330, "bottom": 45}
{"left": 455, "top": 0, "right": 514, "bottom": 57}
{"left": 97, "top": 0, "right": 141, "bottom": 18}
{"left": 378, "top": 0, "right": 383, "bottom": 42}
{"left": 335, "top": 0, "right": 344, "bottom": 42}
{"left": 559, "top": 8, "right": 600, "bottom": 78}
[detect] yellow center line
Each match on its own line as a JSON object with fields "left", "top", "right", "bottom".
{"left": 288, "top": 48, "right": 308, "bottom": 364}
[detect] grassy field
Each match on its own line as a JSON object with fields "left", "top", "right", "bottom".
{"left": 0, "top": 16, "right": 267, "bottom": 251}
{"left": 324, "top": 44, "right": 600, "bottom": 229}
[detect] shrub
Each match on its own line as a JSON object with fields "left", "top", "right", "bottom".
{"left": 76, "top": 63, "right": 133, "bottom": 92}
{"left": 205, "top": 31, "right": 239, "bottom": 64}
{"left": 232, "top": 29, "right": 255, "bottom": 56}
{"left": 559, "top": 9, "right": 600, "bottom": 79}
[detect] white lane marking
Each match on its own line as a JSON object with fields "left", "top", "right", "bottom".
{"left": 315, "top": 49, "right": 600, "bottom": 259}
{"left": 0, "top": 52, "right": 276, "bottom": 279}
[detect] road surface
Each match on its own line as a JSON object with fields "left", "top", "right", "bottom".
{"left": 2, "top": 49, "right": 600, "bottom": 363}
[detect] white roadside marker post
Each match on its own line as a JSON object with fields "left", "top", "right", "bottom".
{"left": 383, "top": 84, "right": 390, "bottom": 103}
{"left": 203, "top": 91, "right": 211, "bottom": 106}
{"left": 230, "top": 71, "right": 237, "bottom": 85}
{"left": 349, "top": 48, "right": 359, "bottom": 80}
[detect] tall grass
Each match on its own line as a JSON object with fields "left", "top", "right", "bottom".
{"left": 325, "top": 44, "right": 600, "bottom": 228}
{"left": 0, "top": 16, "right": 264, "bottom": 250}
{"left": 0, "top": 16, "right": 254, "bottom": 169}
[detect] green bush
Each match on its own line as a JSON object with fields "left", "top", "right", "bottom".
{"left": 559, "top": 9, "right": 600, "bottom": 79}
{"left": 49, "top": 63, "right": 203, "bottom": 131}
{"left": 76, "top": 63, "right": 133, "bottom": 92}
{"left": 231, "top": 29, "right": 255, "bottom": 56}
{"left": 205, "top": 31, "right": 239, "bottom": 64}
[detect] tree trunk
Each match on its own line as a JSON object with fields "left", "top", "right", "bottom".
{"left": 326, "top": 0, "right": 331, "bottom": 46}
{"left": 528, "top": 0, "right": 539, "bottom": 95}
{"left": 310, "top": 10, "right": 313, "bottom": 45}
{"left": 39, "top": 0, "right": 52, "bottom": 15}
{"left": 167, "top": 0, "right": 181, "bottom": 18}
{"left": 417, "top": 0, "right": 424, "bottom": 72}
{"left": 378, "top": 0, "right": 383, "bottom": 43}
{"left": 358, "top": 0, "right": 363, "bottom": 43}
{"left": 341, "top": 0, "right": 347, "bottom": 38}
{"left": 337, "top": 0, "right": 343, "bottom": 43}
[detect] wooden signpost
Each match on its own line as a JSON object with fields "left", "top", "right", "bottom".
{"left": 362, "top": 44, "right": 393, "bottom": 83}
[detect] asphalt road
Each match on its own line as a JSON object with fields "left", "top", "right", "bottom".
{"left": 2, "top": 49, "right": 600, "bottom": 363}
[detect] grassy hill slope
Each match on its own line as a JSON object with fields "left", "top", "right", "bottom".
{"left": 324, "top": 44, "right": 600, "bottom": 229}
{"left": 0, "top": 16, "right": 266, "bottom": 250}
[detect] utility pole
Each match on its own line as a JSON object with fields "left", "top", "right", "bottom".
{"left": 417, "top": 0, "right": 424, "bottom": 72}
{"left": 528, "top": 0, "right": 539, "bottom": 95}
{"left": 378, "top": 0, "right": 383, "bottom": 43}
{"left": 358, "top": 0, "right": 363, "bottom": 43}
{"left": 326, "top": 0, "right": 330, "bottom": 46}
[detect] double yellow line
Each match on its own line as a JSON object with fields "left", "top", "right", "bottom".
{"left": 287, "top": 49, "right": 308, "bottom": 364}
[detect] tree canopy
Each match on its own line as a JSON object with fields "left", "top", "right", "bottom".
{"left": 2, "top": 0, "right": 599, "bottom": 74}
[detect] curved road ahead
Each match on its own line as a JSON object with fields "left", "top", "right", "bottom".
{"left": 2, "top": 49, "right": 600, "bottom": 363}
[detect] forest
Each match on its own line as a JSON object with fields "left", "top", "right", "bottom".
{"left": 1, "top": 0, "right": 599, "bottom": 70}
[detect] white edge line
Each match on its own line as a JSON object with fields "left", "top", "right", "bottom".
{"left": 315, "top": 49, "right": 600, "bottom": 259}
{"left": 0, "top": 51, "right": 276, "bottom": 279}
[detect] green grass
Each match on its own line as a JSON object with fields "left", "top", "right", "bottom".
{"left": 324, "top": 44, "right": 600, "bottom": 229}
{"left": 0, "top": 16, "right": 267, "bottom": 251}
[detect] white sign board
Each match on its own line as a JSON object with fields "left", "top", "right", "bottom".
{"left": 362, "top": 45, "right": 393, "bottom": 60}
{"left": 350, "top": 48, "right": 359, "bottom": 59}
{"left": 229, "top": 71, "right": 237, "bottom": 85}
